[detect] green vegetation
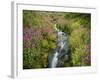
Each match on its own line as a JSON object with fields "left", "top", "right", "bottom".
{"left": 23, "top": 10, "right": 91, "bottom": 69}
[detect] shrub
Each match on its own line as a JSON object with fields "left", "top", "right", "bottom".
{"left": 69, "top": 27, "right": 90, "bottom": 66}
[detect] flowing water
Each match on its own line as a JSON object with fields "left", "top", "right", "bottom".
{"left": 51, "top": 51, "right": 59, "bottom": 68}
{"left": 49, "top": 25, "right": 69, "bottom": 68}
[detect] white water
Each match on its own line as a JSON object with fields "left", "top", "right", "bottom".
{"left": 51, "top": 51, "right": 59, "bottom": 68}
{"left": 51, "top": 26, "right": 66, "bottom": 68}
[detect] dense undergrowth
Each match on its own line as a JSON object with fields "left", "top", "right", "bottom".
{"left": 23, "top": 10, "right": 91, "bottom": 69}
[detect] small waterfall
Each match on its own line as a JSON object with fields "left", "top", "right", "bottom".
{"left": 49, "top": 25, "right": 69, "bottom": 68}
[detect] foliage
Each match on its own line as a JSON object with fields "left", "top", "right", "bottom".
{"left": 23, "top": 10, "right": 91, "bottom": 69}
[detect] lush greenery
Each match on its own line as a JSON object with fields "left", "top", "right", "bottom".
{"left": 23, "top": 10, "right": 91, "bottom": 69}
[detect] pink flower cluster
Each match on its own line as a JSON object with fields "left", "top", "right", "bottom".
{"left": 23, "top": 27, "right": 42, "bottom": 48}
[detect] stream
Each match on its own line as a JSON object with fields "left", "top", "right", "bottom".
{"left": 48, "top": 25, "right": 70, "bottom": 68}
